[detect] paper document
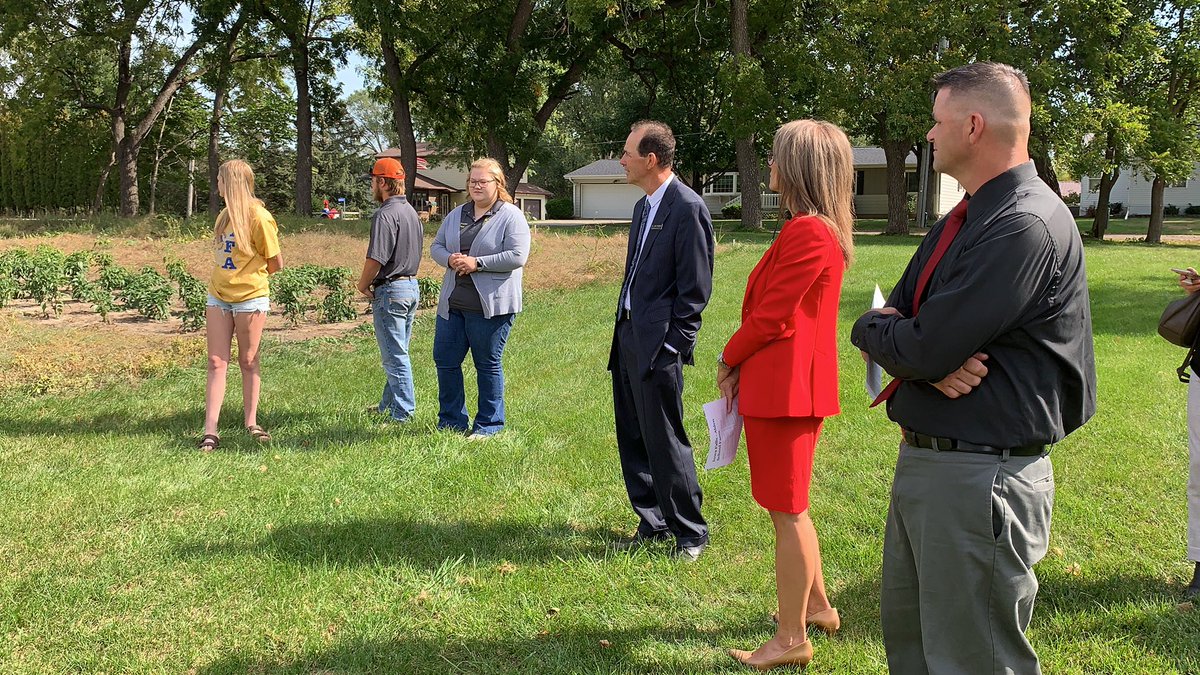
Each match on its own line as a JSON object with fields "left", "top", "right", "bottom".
{"left": 865, "top": 284, "right": 885, "bottom": 399}
{"left": 703, "top": 397, "right": 743, "bottom": 470}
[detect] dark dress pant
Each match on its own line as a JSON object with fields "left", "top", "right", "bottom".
{"left": 612, "top": 319, "right": 707, "bottom": 546}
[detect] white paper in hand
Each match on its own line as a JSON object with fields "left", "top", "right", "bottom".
{"left": 866, "top": 284, "right": 885, "bottom": 399}
{"left": 703, "top": 397, "right": 743, "bottom": 469}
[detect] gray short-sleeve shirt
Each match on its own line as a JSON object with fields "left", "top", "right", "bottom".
{"left": 367, "top": 195, "right": 422, "bottom": 284}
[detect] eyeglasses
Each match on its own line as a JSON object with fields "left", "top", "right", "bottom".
{"left": 468, "top": 179, "right": 496, "bottom": 187}
{"left": 767, "top": 152, "right": 775, "bottom": 166}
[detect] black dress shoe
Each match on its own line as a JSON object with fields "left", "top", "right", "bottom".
{"left": 612, "top": 531, "right": 671, "bottom": 552}
{"left": 672, "top": 542, "right": 706, "bottom": 562}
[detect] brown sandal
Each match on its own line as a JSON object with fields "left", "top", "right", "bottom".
{"left": 198, "top": 434, "right": 220, "bottom": 452}
{"left": 246, "top": 425, "right": 272, "bottom": 442}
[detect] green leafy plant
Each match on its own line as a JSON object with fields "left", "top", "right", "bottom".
{"left": 545, "top": 197, "right": 573, "bottom": 220}
{"left": 317, "top": 266, "right": 357, "bottom": 324}
{"left": 270, "top": 264, "right": 322, "bottom": 325}
{"left": 121, "top": 267, "right": 173, "bottom": 321}
{"left": 97, "top": 254, "right": 133, "bottom": 294}
{"left": 167, "top": 259, "right": 207, "bottom": 332}
{"left": 64, "top": 250, "right": 93, "bottom": 301}
{"left": 1, "top": 248, "right": 35, "bottom": 299}
{"left": 28, "top": 245, "right": 66, "bottom": 317}
{"left": 85, "top": 284, "right": 116, "bottom": 323}
{"left": 418, "top": 276, "right": 442, "bottom": 310}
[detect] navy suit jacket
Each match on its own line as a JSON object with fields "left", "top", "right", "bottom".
{"left": 607, "top": 178, "right": 715, "bottom": 378}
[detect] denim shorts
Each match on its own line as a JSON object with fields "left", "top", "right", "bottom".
{"left": 206, "top": 293, "right": 271, "bottom": 314}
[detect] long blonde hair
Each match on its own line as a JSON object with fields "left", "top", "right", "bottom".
{"left": 469, "top": 158, "right": 514, "bottom": 204}
{"left": 214, "top": 159, "right": 263, "bottom": 256}
{"left": 772, "top": 120, "right": 855, "bottom": 265}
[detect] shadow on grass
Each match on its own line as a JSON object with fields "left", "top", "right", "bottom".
{"left": 0, "top": 405, "right": 417, "bottom": 451}
{"left": 176, "top": 516, "right": 618, "bottom": 570}
{"left": 196, "top": 620, "right": 774, "bottom": 675}
{"left": 1036, "top": 570, "right": 1200, "bottom": 671}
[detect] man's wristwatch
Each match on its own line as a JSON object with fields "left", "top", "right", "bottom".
{"left": 717, "top": 352, "right": 729, "bottom": 368}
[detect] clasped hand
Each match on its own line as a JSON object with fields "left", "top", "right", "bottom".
{"left": 447, "top": 253, "right": 478, "bottom": 276}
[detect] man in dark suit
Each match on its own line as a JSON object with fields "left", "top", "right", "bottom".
{"left": 608, "top": 120, "right": 715, "bottom": 561}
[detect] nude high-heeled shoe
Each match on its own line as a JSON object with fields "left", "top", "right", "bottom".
{"left": 769, "top": 607, "right": 841, "bottom": 636}
{"left": 728, "top": 640, "right": 813, "bottom": 671}
{"left": 807, "top": 607, "right": 841, "bottom": 635}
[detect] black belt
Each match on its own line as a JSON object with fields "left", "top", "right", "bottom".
{"left": 373, "top": 274, "right": 414, "bottom": 288}
{"left": 901, "top": 429, "right": 1048, "bottom": 457}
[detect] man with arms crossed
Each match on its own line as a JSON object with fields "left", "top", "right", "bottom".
{"left": 851, "top": 63, "right": 1096, "bottom": 673}
{"left": 358, "top": 157, "right": 423, "bottom": 423}
{"left": 610, "top": 120, "right": 715, "bottom": 562}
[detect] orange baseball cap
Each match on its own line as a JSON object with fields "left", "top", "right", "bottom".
{"left": 368, "top": 157, "right": 405, "bottom": 180}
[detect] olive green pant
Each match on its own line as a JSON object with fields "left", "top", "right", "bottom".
{"left": 881, "top": 443, "right": 1054, "bottom": 675}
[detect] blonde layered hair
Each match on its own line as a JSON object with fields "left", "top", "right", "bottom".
{"left": 470, "top": 158, "right": 514, "bottom": 204}
{"left": 772, "top": 120, "right": 855, "bottom": 265}
{"left": 213, "top": 159, "right": 263, "bottom": 256}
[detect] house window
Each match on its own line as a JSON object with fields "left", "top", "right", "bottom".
{"left": 705, "top": 173, "right": 737, "bottom": 194}
{"left": 1169, "top": 178, "right": 1188, "bottom": 189}
{"left": 905, "top": 171, "right": 920, "bottom": 193}
{"left": 1087, "top": 178, "right": 1099, "bottom": 193}
{"left": 855, "top": 171, "right": 865, "bottom": 196}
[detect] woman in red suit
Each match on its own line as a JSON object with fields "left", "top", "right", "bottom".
{"left": 721, "top": 119, "right": 855, "bottom": 670}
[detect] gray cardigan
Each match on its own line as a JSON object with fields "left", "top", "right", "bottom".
{"left": 431, "top": 201, "right": 531, "bottom": 319}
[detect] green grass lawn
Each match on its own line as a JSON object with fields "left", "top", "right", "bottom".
{"left": 3, "top": 236, "right": 1200, "bottom": 673}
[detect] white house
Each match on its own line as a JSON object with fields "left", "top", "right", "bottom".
{"left": 1078, "top": 163, "right": 1200, "bottom": 215}
{"left": 376, "top": 144, "right": 552, "bottom": 220}
{"left": 564, "top": 148, "right": 965, "bottom": 220}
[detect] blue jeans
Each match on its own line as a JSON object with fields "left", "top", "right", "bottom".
{"left": 372, "top": 278, "right": 419, "bottom": 421}
{"left": 433, "top": 309, "right": 515, "bottom": 435}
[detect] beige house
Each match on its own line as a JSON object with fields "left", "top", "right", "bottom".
{"left": 376, "top": 144, "right": 552, "bottom": 220}
{"left": 565, "top": 148, "right": 965, "bottom": 220}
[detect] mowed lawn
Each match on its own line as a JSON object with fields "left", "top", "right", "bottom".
{"left": 2, "top": 233, "right": 1200, "bottom": 674}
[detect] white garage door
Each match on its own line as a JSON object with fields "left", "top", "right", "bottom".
{"left": 580, "top": 182, "right": 643, "bottom": 219}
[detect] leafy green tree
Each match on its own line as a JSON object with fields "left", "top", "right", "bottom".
{"left": 257, "top": 0, "right": 351, "bottom": 215}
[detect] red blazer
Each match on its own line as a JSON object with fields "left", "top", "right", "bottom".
{"left": 723, "top": 215, "right": 844, "bottom": 418}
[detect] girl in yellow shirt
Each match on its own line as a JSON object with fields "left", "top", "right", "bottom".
{"left": 199, "top": 160, "right": 283, "bottom": 451}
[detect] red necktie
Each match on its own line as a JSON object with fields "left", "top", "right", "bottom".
{"left": 870, "top": 199, "right": 969, "bottom": 408}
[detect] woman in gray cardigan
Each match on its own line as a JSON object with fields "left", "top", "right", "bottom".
{"left": 430, "top": 158, "right": 531, "bottom": 437}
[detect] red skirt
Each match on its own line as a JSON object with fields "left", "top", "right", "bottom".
{"left": 743, "top": 415, "right": 824, "bottom": 514}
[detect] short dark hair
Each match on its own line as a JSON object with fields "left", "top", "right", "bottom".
{"left": 632, "top": 120, "right": 675, "bottom": 169}
{"left": 931, "top": 62, "right": 1030, "bottom": 99}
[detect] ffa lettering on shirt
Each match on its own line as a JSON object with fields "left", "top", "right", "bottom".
{"left": 219, "top": 233, "right": 237, "bottom": 270}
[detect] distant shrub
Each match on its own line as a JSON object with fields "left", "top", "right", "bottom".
{"left": 1062, "top": 191, "right": 1081, "bottom": 205}
{"left": 418, "top": 276, "right": 442, "bottom": 310}
{"left": 1165, "top": 204, "right": 1181, "bottom": 216}
{"left": 1185, "top": 204, "right": 1200, "bottom": 216}
{"left": 1108, "top": 201, "right": 1124, "bottom": 216}
{"left": 722, "top": 204, "right": 742, "bottom": 219}
{"left": 545, "top": 198, "right": 573, "bottom": 220}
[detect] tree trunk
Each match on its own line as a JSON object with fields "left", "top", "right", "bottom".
{"left": 1147, "top": 174, "right": 1165, "bottom": 244}
{"left": 148, "top": 96, "right": 173, "bottom": 216}
{"left": 208, "top": 82, "right": 228, "bottom": 216}
{"left": 381, "top": 38, "right": 419, "bottom": 198}
{"left": 117, "top": 136, "right": 140, "bottom": 217}
{"left": 1032, "top": 149, "right": 1060, "bottom": 197}
{"left": 92, "top": 148, "right": 117, "bottom": 214}
{"left": 1090, "top": 167, "right": 1119, "bottom": 239}
{"left": 882, "top": 138, "right": 911, "bottom": 235}
{"left": 293, "top": 46, "right": 313, "bottom": 216}
{"left": 730, "top": 0, "right": 761, "bottom": 229}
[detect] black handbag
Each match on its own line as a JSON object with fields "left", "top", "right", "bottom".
{"left": 1158, "top": 291, "right": 1200, "bottom": 382}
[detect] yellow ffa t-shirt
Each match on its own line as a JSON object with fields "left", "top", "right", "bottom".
{"left": 208, "top": 204, "right": 281, "bottom": 303}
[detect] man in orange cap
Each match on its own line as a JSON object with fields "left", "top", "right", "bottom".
{"left": 357, "top": 158, "right": 424, "bottom": 421}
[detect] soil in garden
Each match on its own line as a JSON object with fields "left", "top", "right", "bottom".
{"left": 0, "top": 229, "right": 630, "bottom": 396}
